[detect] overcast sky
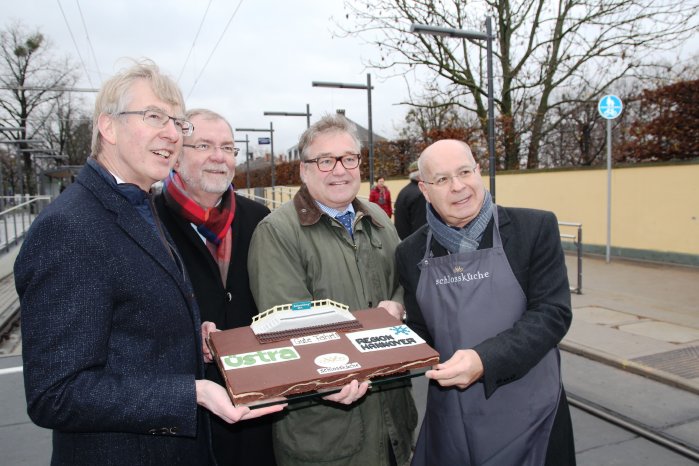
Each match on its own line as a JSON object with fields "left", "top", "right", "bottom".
{"left": 5, "top": 0, "right": 415, "bottom": 161}
{"left": 5, "top": 1, "right": 698, "bottom": 163}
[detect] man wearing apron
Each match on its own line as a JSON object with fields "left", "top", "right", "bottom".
{"left": 395, "top": 140, "right": 576, "bottom": 465}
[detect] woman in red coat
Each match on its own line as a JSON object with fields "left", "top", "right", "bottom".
{"left": 369, "top": 176, "right": 393, "bottom": 218}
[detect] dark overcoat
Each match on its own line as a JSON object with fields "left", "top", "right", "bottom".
{"left": 393, "top": 179, "right": 426, "bottom": 240}
{"left": 155, "top": 192, "right": 276, "bottom": 466}
{"left": 15, "top": 161, "right": 212, "bottom": 465}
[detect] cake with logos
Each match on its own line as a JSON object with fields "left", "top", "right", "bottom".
{"left": 207, "top": 301, "right": 440, "bottom": 406}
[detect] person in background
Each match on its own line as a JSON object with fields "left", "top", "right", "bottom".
{"left": 396, "top": 139, "right": 575, "bottom": 466}
{"left": 155, "top": 108, "right": 276, "bottom": 466}
{"left": 248, "top": 114, "right": 417, "bottom": 466}
{"left": 15, "top": 61, "right": 282, "bottom": 466}
{"left": 369, "top": 175, "right": 393, "bottom": 218}
{"left": 393, "top": 160, "right": 426, "bottom": 239}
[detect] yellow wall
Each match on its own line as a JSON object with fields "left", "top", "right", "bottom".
{"left": 249, "top": 162, "right": 699, "bottom": 261}
{"left": 494, "top": 164, "right": 699, "bottom": 256}
{"left": 370, "top": 163, "right": 699, "bottom": 259}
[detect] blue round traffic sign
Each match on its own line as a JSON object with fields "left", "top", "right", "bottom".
{"left": 598, "top": 95, "right": 623, "bottom": 120}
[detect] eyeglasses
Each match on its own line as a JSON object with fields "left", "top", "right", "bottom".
{"left": 183, "top": 143, "right": 239, "bottom": 156}
{"left": 118, "top": 109, "right": 194, "bottom": 136}
{"left": 422, "top": 165, "right": 477, "bottom": 188}
{"left": 303, "top": 153, "right": 361, "bottom": 172}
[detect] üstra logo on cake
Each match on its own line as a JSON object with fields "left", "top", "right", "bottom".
{"left": 221, "top": 347, "right": 300, "bottom": 370}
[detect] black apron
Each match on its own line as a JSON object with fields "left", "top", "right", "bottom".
{"left": 412, "top": 207, "right": 561, "bottom": 466}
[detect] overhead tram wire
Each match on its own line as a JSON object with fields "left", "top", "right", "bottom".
{"left": 76, "top": 0, "right": 103, "bottom": 81}
{"left": 56, "top": 0, "right": 94, "bottom": 88}
{"left": 177, "top": 0, "right": 214, "bottom": 83}
{"left": 186, "top": 0, "right": 245, "bottom": 100}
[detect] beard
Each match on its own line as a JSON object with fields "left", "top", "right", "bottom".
{"left": 180, "top": 164, "right": 234, "bottom": 195}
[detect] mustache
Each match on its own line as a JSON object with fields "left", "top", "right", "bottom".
{"left": 202, "top": 164, "right": 229, "bottom": 173}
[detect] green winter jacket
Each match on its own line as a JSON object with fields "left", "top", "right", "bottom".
{"left": 248, "top": 184, "right": 417, "bottom": 466}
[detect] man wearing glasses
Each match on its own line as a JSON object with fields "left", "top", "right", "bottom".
{"left": 395, "top": 139, "right": 575, "bottom": 465}
{"left": 15, "top": 62, "right": 282, "bottom": 466}
{"left": 248, "top": 114, "right": 417, "bottom": 466}
{"left": 155, "top": 108, "right": 276, "bottom": 466}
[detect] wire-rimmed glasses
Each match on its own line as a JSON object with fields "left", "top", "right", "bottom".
{"left": 183, "top": 143, "right": 240, "bottom": 156}
{"left": 118, "top": 109, "right": 194, "bottom": 136}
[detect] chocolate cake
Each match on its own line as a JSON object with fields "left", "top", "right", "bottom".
{"left": 208, "top": 307, "right": 440, "bottom": 406}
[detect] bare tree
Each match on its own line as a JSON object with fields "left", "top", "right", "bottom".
{"left": 336, "top": 0, "right": 699, "bottom": 168}
{"left": 398, "top": 97, "right": 468, "bottom": 139}
{"left": 0, "top": 21, "right": 79, "bottom": 194}
{"left": 35, "top": 94, "right": 92, "bottom": 166}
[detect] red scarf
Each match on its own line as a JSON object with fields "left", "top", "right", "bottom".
{"left": 163, "top": 171, "right": 235, "bottom": 284}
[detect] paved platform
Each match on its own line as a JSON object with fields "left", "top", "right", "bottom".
{"left": 1, "top": 251, "right": 698, "bottom": 464}
{"left": 563, "top": 253, "right": 699, "bottom": 394}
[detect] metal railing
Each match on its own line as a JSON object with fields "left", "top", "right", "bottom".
{"left": 559, "top": 221, "right": 583, "bottom": 294}
{"left": 0, "top": 195, "right": 52, "bottom": 253}
{"left": 236, "top": 186, "right": 298, "bottom": 210}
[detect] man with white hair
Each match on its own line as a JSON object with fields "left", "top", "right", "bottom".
{"left": 155, "top": 108, "right": 276, "bottom": 466}
{"left": 16, "top": 62, "right": 281, "bottom": 466}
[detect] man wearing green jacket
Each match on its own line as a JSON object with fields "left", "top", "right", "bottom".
{"left": 248, "top": 114, "right": 417, "bottom": 466}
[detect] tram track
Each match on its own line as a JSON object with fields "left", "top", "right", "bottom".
{"left": 0, "top": 302, "right": 19, "bottom": 343}
{"left": 0, "top": 273, "right": 20, "bottom": 349}
{"left": 567, "top": 385, "right": 699, "bottom": 462}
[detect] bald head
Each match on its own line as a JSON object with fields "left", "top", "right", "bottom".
{"left": 417, "top": 139, "right": 485, "bottom": 228}
{"left": 417, "top": 139, "right": 475, "bottom": 180}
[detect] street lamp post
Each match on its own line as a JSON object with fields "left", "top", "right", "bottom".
{"left": 312, "top": 74, "right": 375, "bottom": 186}
{"left": 234, "top": 134, "right": 251, "bottom": 189}
{"left": 235, "top": 124, "right": 275, "bottom": 202}
{"left": 264, "top": 103, "right": 312, "bottom": 129}
{"left": 264, "top": 104, "right": 312, "bottom": 161}
{"left": 411, "top": 18, "right": 497, "bottom": 202}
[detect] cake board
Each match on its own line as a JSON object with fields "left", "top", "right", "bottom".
{"left": 207, "top": 307, "right": 440, "bottom": 407}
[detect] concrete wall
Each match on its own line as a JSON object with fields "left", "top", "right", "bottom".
{"left": 246, "top": 160, "right": 699, "bottom": 266}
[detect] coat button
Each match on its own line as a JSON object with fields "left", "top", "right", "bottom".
{"left": 226, "top": 292, "right": 232, "bottom": 302}
{"left": 169, "top": 427, "right": 179, "bottom": 434}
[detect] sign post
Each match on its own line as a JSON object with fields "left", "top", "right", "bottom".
{"left": 598, "top": 95, "right": 623, "bottom": 263}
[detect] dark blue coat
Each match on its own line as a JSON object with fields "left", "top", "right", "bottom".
{"left": 15, "top": 161, "right": 212, "bottom": 465}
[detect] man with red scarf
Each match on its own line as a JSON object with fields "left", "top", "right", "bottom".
{"left": 155, "top": 109, "right": 276, "bottom": 466}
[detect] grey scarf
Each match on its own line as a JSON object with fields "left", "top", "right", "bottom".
{"left": 426, "top": 189, "right": 493, "bottom": 254}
